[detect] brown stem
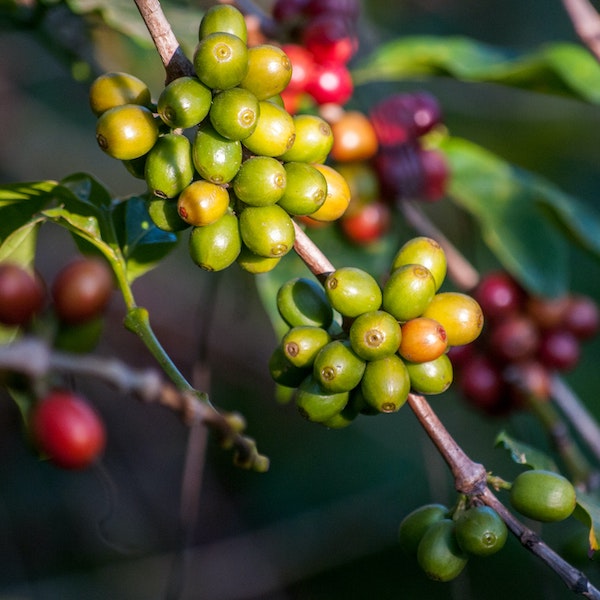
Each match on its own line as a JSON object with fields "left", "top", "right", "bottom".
{"left": 562, "top": 0, "right": 600, "bottom": 63}
{"left": 133, "top": 0, "right": 194, "bottom": 82}
{"left": 293, "top": 221, "right": 335, "bottom": 282}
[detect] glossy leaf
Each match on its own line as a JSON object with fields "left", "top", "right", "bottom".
{"left": 442, "top": 136, "right": 573, "bottom": 297}
{"left": 495, "top": 430, "right": 558, "bottom": 472}
{"left": 353, "top": 37, "right": 600, "bottom": 103}
{"left": 573, "top": 491, "right": 600, "bottom": 553}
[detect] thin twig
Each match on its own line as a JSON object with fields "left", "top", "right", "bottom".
{"left": 562, "top": 0, "right": 600, "bottom": 63}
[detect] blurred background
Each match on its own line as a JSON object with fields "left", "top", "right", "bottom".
{"left": 1, "top": 0, "right": 600, "bottom": 598}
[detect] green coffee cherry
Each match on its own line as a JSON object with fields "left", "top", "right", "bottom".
{"left": 210, "top": 87, "right": 260, "bottom": 140}
{"left": 242, "top": 100, "right": 296, "bottom": 157}
{"left": 238, "top": 204, "right": 295, "bottom": 258}
{"left": 349, "top": 310, "right": 402, "bottom": 361}
{"left": 392, "top": 237, "right": 447, "bottom": 291}
{"left": 283, "top": 326, "right": 331, "bottom": 368}
{"left": 188, "top": 212, "right": 241, "bottom": 271}
{"left": 89, "top": 71, "right": 152, "bottom": 116}
{"left": 278, "top": 114, "right": 334, "bottom": 164}
{"left": 177, "top": 180, "right": 230, "bottom": 227}
{"left": 236, "top": 245, "right": 281, "bottom": 274}
{"left": 193, "top": 32, "right": 249, "bottom": 90}
{"left": 122, "top": 154, "right": 147, "bottom": 180}
{"left": 398, "top": 503, "right": 449, "bottom": 555}
{"left": 157, "top": 76, "right": 212, "bottom": 129}
{"left": 198, "top": 4, "right": 248, "bottom": 44}
{"left": 277, "top": 162, "right": 328, "bottom": 216}
{"left": 269, "top": 345, "right": 310, "bottom": 388}
{"left": 147, "top": 197, "right": 190, "bottom": 232}
{"left": 454, "top": 506, "right": 508, "bottom": 556}
{"left": 361, "top": 354, "right": 410, "bottom": 413}
{"left": 320, "top": 401, "right": 359, "bottom": 429}
{"left": 145, "top": 133, "right": 194, "bottom": 199}
{"left": 96, "top": 104, "right": 159, "bottom": 160}
{"left": 509, "top": 469, "right": 577, "bottom": 522}
{"left": 276, "top": 277, "right": 333, "bottom": 329}
{"left": 417, "top": 519, "right": 468, "bottom": 582}
{"left": 382, "top": 264, "right": 437, "bottom": 322}
{"left": 405, "top": 353, "right": 453, "bottom": 395}
{"left": 233, "top": 156, "right": 287, "bottom": 206}
{"left": 324, "top": 267, "right": 382, "bottom": 318}
{"left": 295, "top": 375, "right": 349, "bottom": 423}
{"left": 313, "top": 339, "right": 366, "bottom": 393}
{"left": 193, "top": 121, "right": 242, "bottom": 184}
{"left": 239, "top": 44, "right": 293, "bottom": 100}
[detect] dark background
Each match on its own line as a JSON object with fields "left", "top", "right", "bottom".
{"left": 1, "top": 1, "right": 600, "bottom": 598}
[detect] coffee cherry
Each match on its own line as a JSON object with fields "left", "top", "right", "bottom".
{"left": 89, "top": 71, "right": 152, "bottom": 116}
{"left": 340, "top": 201, "right": 392, "bottom": 246}
{"left": 233, "top": 156, "right": 287, "bottom": 206}
{"left": 238, "top": 204, "right": 295, "bottom": 258}
{"left": 210, "top": 87, "right": 260, "bottom": 140}
{"left": 303, "top": 14, "right": 357, "bottom": 65}
{"left": 243, "top": 100, "right": 296, "bottom": 157}
{"left": 276, "top": 277, "right": 333, "bottom": 328}
{"left": 193, "top": 32, "right": 249, "bottom": 90}
{"left": 52, "top": 257, "right": 114, "bottom": 324}
{"left": 454, "top": 505, "right": 507, "bottom": 556}
{"left": 320, "top": 401, "right": 359, "bottom": 429}
{"left": 122, "top": 154, "right": 147, "bottom": 180}
{"left": 313, "top": 339, "right": 365, "bottom": 393}
{"left": 349, "top": 310, "right": 402, "bottom": 361}
{"left": 188, "top": 212, "right": 241, "bottom": 271}
{"left": 177, "top": 180, "right": 230, "bottom": 227}
{"left": 281, "top": 44, "right": 315, "bottom": 94}
{"left": 419, "top": 148, "right": 448, "bottom": 201}
{"left": 509, "top": 469, "right": 576, "bottom": 522}
{"left": 282, "top": 326, "right": 331, "bottom": 368}
{"left": 198, "top": 4, "right": 248, "bottom": 44}
{"left": 95, "top": 104, "right": 159, "bottom": 160}
{"left": 269, "top": 345, "right": 310, "bottom": 388}
{"left": 295, "top": 374, "right": 349, "bottom": 422}
{"left": 360, "top": 354, "right": 410, "bottom": 413}
{"left": 526, "top": 294, "right": 571, "bottom": 330}
{"left": 392, "top": 237, "right": 447, "bottom": 292}
{"left": 278, "top": 114, "right": 334, "bottom": 163}
{"left": 422, "top": 292, "right": 484, "bottom": 347}
{"left": 147, "top": 197, "right": 190, "bottom": 232}
{"left": 405, "top": 353, "right": 453, "bottom": 395}
{"left": 157, "top": 76, "right": 212, "bottom": 130}
{"left": 0, "top": 263, "right": 44, "bottom": 326}
{"left": 145, "top": 133, "right": 194, "bottom": 199}
{"left": 236, "top": 246, "right": 281, "bottom": 274}
{"left": 489, "top": 314, "right": 539, "bottom": 363}
{"left": 457, "top": 353, "right": 506, "bottom": 415}
{"left": 305, "top": 61, "right": 353, "bottom": 106}
{"left": 474, "top": 271, "right": 524, "bottom": 321}
{"left": 399, "top": 317, "right": 447, "bottom": 363}
{"left": 330, "top": 110, "right": 379, "bottom": 163}
{"left": 277, "top": 162, "right": 327, "bottom": 216}
{"left": 193, "top": 121, "right": 242, "bottom": 184}
{"left": 308, "top": 163, "right": 352, "bottom": 221}
{"left": 398, "top": 503, "right": 449, "bottom": 555}
{"left": 324, "top": 267, "right": 382, "bottom": 318}
{"left": 564, "top": 294, "right": 599, "bottom": 340}
{"left": 239, "top": 44, "right": 293, "bottom": 100}
{"left": 537, "top": 328, "right": 580, "bottom": 371}
{"left": 382, "top": 264, "right": 437, "bottom": 322}
{"left": 417, "top": 519, "right": 468, "bottom": 582}
{"left": 29, "top": 390, "right": 106, "bottom": 470}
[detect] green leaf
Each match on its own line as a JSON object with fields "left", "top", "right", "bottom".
{"left": 573, "top": 491, "right": 600, "bottom": 553}
{"left": 495, "top": 430, "right": 558, "bottom": 472}
{"left": 111, "top": 195, "right": 178, "bottom": 282}
{"left": 353, "top": 37, "right": 600, "bottom": 103}
{"left": 0, "top": 180, "right": 57, "bottom": 208}
{"left": 441, "top": 136, "right": 570, "bottom": 297}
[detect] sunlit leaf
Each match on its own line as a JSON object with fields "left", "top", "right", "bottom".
{"left": 495, "top": 430, "right": 558, "bottom": 472}
{"left": 573, "top": 491, "right": 600, "bottom": 554}
{"left": 353, "top": 37, "right": 600, "bottom": 103}
{"left": 441, "top": 136, "right": 572, "bottom": 297}
{"left": 0, "top": 181, "right": 57, "bottom": 208}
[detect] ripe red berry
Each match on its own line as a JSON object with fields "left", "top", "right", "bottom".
{"left": 340, "top": 201, "right": 391, "bottom": 245}
{"left": 489, "top": 314, "right": 540, "bottom": 363}
{"left": 419, "top": 148, "right": 448, "bottom": 201}
{"left": 0, "top": 262, "right": 45, "bottom": 326}
{"left": 302, "top": 14, "right": 358, "bottom": 65}
{"left": 51, "top": 257, "right": 114, "bottom": 324}
{"left": 281, "top": 43, "right": 316, "bottom": 94}
{"left": 305, "top": 61, "right": 353, "bottom": 105}
{"left": 458, "top": 353, "right": 506, "bottom": 415}
{"left": 563, "top": 295, "right": 599, "bottom": 340}
{"left": 537, "top": 328, "right": 580, "bottom": 371}
{"left": 475, "top": 271, "right": 524, "bottom": 321}
{"left": 29, "top": 390, "right": 106, "bottom": 470}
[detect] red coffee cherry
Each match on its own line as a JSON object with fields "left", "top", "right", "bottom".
{"left": 340, "top": 201, "right": 391, "bottom": 245}
{"left": 488, "top": 314, "right": 539, "bottom": 363}
{"left": 537, "top": 328, "right": 580, "bottom": 371}
{"left": 305, "top": 61, "right": 353, "bottom": 106}
{"left": 458, "top": 353, "right": 507, "bottom": 415}
{"left": 563, "top": 294, "right": 599, "bottom": 340}
{"left": 474, "top": 271, "right": 524, "bottom": 322}
{"left": 29, "top": 389, "right": 106, "bottom": 470}
{"left": 51, "top": 257, "right": 114, "bottom": 324}
{"left": 302, "top": 14, "right": 358, "bottom": 65}
{"left": 419, "top": 148, "right": 448, "bottom": 201}
{"left": 0, "top": 262, "right": 45, "bottom": 326}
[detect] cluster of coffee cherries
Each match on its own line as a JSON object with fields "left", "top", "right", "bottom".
{"left": 269, "top": 236, "right": 484, "bottom": 427}
{"left": 0, "top": 258, "right": 113, "bottom": 469}
{"left": 272, "top": 0, "right": 360, "bottom": 111}
{"left": 399, "top": 467, "right": 576, "bottom": 582}
{"left": 450, "top": 270, "right": 600, "bottom": 415}
{"left": 90, "top": 4, "right": 352, "bottom": 274}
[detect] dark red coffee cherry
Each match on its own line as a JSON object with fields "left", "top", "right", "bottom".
{"left": 563, "top": 295, "right": 599, "bottom": 340}
{"left": 474, "top": 271, "right": 524, "bottom": 322}
{"left": 0, "top": 262, "right": 45, "bottom": 326}
{"left": 488, "top": 314, "right": 539, "bottom": 363}
{"left": 537, "top": 328, "right": 580, "bottom": 371}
